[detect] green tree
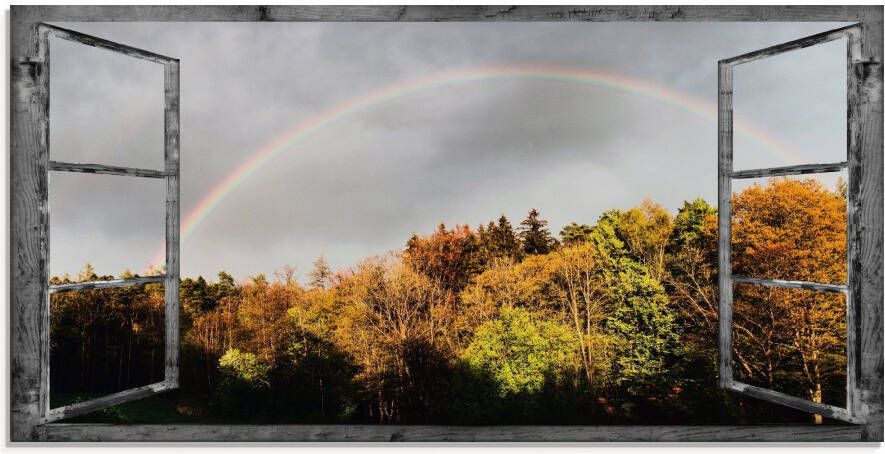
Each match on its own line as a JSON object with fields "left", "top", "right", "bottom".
{"left": 518, "top": 209, "right": 557, "bottom": 255}
{"left": 462, "top": 306, "right": 580, "bottom": 397}
{"left": 560, "top": 222, "right": 593, "bottom": 246}
{"left": 589, "top": 211, "right": 679, "bottom": 395}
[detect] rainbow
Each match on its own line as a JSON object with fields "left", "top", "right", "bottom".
{"left": 150, "top": 65, "right": 797, "bottom": 268}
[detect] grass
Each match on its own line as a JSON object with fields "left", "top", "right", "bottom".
{"left": 49, "top": 393, "right": 221, "bottom": 424}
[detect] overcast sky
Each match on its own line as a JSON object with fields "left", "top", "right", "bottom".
{"left": 47, "top": 21, "right": 849, "bottom": 282}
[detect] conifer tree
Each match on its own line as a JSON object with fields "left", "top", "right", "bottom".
{"left": 518, "top": 209, "right": 557, "bottom": 255}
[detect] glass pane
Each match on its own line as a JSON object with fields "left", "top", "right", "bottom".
{"left": 49, "top": 172, "right": 166, "bottom": 279}
{"left": 731, "top": 171, "right": 847, "bottom": 285}
{"left": 49, "top": 35, "right": 165, "bottom": 170}
{"left": 732, "top": 37, "right": 846, "bottom": 171}
{"left": 49, "top": 283, "right": 166, "bottom": 409}
{"left": 732, "top": 283, "right": 846, "bottom": 409}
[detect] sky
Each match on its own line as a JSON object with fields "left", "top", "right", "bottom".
{"left": 46, "top": 21, "right": 849, "bottom": 282}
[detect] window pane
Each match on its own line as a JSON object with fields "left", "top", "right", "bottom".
{"left": 731, "top": 172, "right": 847, "bottom": 285}
{"left": 49, "top": 283, "right": 166, "bottom": 409}
{"left": 49, "top": 172, "right": 166, "bottom": 279}
{"left": 49, "top": 35, "right": 165, "bottom": 170}
{"left": 732, "top": 38, "right": 846, "bottom": 171}
{"left": 732, "top": 283, "right": 846, "bottom": 409}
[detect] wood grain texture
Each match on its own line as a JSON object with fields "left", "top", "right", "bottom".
{"left": 729, "top": 162, "right": 847, "bottom": 179}
{"left": 8, "top": 5, "right": 883, "bottom": 23}
{"left": 48, "top": 275, "right": 164, "bottom": 294}
{"left": 726, "top": 381, "right": 859, "bottom": 424}
{"left": 39, "top": 23, "right": 176, "bottom": 64}
{"left": 37, "top": 423, "right": 864, "bottom": 442}
{"left": 48, "top": 161, "right": 169, "bottom": 178}
{"left": 721, "top": 24, "right": 858, "bottom": 66}
{"left": 42, "top": 381, "right": 174, "bottom": 424}
{"left": 717, "top": 61, "right": 734, "bottom": 389}
{"left": 731, "top": 276, "right": 848, "bottom": 294}
{"left": 846, "top": 24, "right": 863, "bottom": 434}
{"left": 164, "top": 60, "right": 181, "bottom": 388}
{"left": 855, "top": 17, "right": 884, "bottom": 443}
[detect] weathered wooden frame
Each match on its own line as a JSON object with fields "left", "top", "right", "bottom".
{"left": 717, "top": 24, "right": 864, "bottom": 425}
{"left": 9, "top": 5, "right": 882, "bottom": 443}
{"left": 13, "top": 19, "right": 181, "bottom": 432}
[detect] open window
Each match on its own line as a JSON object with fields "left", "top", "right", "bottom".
{"left": 36, "top": 23, "right": 180, "bottom": 423}
{"left": 718, "top": 24, "right": 864, "bottom": 424}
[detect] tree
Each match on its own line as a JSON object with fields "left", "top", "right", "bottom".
{"left": 588, "top": 210, "right": 679, "bottom": 395}
{"left": 334, "top": 255, "right": 452, "bottom": 423}
{"left": 613, "top": 199, "right": 673, "bottom": 281}
{"left": 479, "top": 215, "right": 523, "bottom": 262}
{"left": 560, "top": 222, "right": 593, "bottom": 246}
{"left": 730, "top": 178, "right": 847, "bottom": 421}
{"left": 664, "top": 199, "right": 718, "bottom": 346}
{"left": 462, "top": 306, "right": 580, "bottom": 397}
{"left": 519, "top": 209, "right": 557, "bottom": 255}
{"left": 405, "top": 224, "right": 483, "bottom": 293}
{"left": 308, "top": 255, "right": 334, "bottom": 290}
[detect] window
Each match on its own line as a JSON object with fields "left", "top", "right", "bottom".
{"left": 9, "top": 6, "right": 882, "bottom": 443}
{"left": 34, "top": 23, "right": 180, "bottom": 424}
{"left": 717, "top": 24, "right": 863, "bottom": 424}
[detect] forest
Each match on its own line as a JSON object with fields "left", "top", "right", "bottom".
{"left": 49, "top": 177, "right": 848, "bottom": 425}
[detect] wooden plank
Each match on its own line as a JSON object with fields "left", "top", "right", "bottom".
{"left": 38, "top": 423, "right": 864, "bottom": 442}
{"left": 38, "top": 23, "right": 175, "bottom": 64}
{"left": 732, "top": 276, "right": 848, "bottom": 293}
{"left": 48, "top": 161, "right": 169, "bottom": 178}
{"left": 9, "top": 5, "right": 881, "bottom": 23}
{"left": 845, "top": 24, "right": 864, "bottom": 432}
{"left": 164, "top": 60, "right": 181, "bottom": 388}
{"left": 717, "top": 61, "right": 734, "bottom": 389}
{"left": 726, "top": 381, "right": 861, "bottom": 424}
{"left": 855, "top": 17, "right": 884, "bottom": 443}
{"left": 48, "top": 275, "right": 164, "bottom": 294}
{"left": 720, "top": 24, "right": 858, "bottom": 66}
{"left": 730, "top": 162, "right": 847, "bottom": 179}
{"left": 42, "top": 381, "right": 173, "bottom": 424}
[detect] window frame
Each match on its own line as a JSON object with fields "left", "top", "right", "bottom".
{"left": 717, "top": 24, "right": 864, "bottom": 425}
{"left": 21, "top": 22, "right": 181, "bottom": 426}
{"left": 9, "top": 5, "right": 883, "bottom": 443}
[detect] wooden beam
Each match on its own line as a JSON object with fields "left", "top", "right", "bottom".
{"left": 11, "top": 5, "right": 882, "bottom": 23}
{"left": 164, "top": 59, "right": 181, "bottom": 389}
{"left": 854, "top": 16, "right": 884, "bottom": 443}
{"left": 48, "top": 275, "right": 164, "bottom": 294}
{"left": 720, "top": 24, "right": 858, "bottom": 66}
{"left": 730, "top": 162, "right": 847, "bottom": 179}
{"left": 732, "top": 276, "right": 848, "bottom": 293}
{"left": 717, "top": 61, "right": 734, "bottom": 389}
{"left": 38, "top": 23, "right": 175, "bottom": 64}
{"left": 38, "top": 423, "right": 864, "bottom": 442}
{"left": 726, "top": 381, "right": 860, "bottom": 424}
{"left": 48, "top": 161, "right": 169, "bottom": 178}
{"left": 42, "top": 381, "right": 173, "bottom": 424}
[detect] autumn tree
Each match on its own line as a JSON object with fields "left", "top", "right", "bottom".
{"left": 405, "top": 224, "right": 483, "bottom": 293}
{"left": 308, "top": 255, "right": 334, "bottom": 290}
{"left": 730, "top": 178, "right": 847, "bottom": 419}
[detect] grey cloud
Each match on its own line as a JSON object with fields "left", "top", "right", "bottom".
{"left": 46, "top": 21, "right": 850, "bottom": 279}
